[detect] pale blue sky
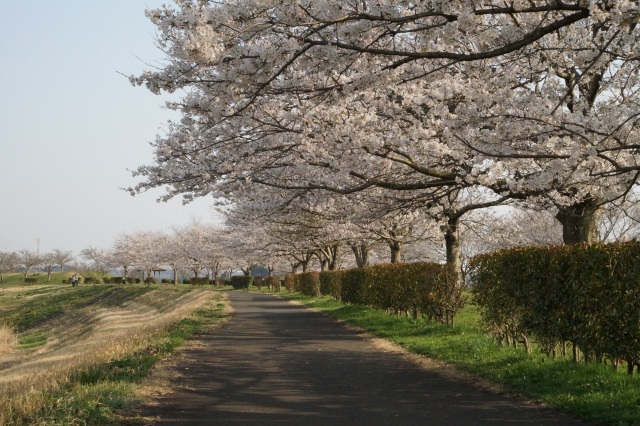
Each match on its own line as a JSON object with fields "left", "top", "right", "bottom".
{"left": 0, "top": 1, "right": 217, "bottom": 256}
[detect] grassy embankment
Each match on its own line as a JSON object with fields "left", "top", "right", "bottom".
{"left": 272, "top": 290, "right": 640, "bottom": 426}
{"left": 0, "top": 272, "right": 229, "bottom": 425}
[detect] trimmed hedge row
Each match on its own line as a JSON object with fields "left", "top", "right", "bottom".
{"left": 295, "top": 262, "right": 463, "bottom": 326}
{"left": 297, "top": 272, "right": 321, "bottom": 297}
{"left": 471, "top": 242, "right": 640, "bottom": 373}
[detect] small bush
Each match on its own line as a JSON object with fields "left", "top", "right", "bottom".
{"left": 144, "top": 277, "right": 157, "bottom": 285}
{"left": 23, "top": 277, "right": 38, "bottom": 284}
{"left": 84, "top": 277, "right": 98, "bottom": 284}
{"left": 230, "top": 275, "right": 253, "bottom": 289}
{"left": 265, "top": 276, "right": 281, "bottom": 291}
{"left": 182, "top": 279, "right": 191, "bottom": 284}
{"left": 283, "top": 274, "right": 296, "bottom": 292}
{"left": 191, "top": 277, "right": 209, "bottom": 285}
{"left": 254, "top": 276, "right": 265, "bottom": 289}
{"left": 110, "top": 276, "right": 124, "bottom": 284}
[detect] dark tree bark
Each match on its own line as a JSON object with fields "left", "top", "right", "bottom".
{"left": 443, "top": 216, "right": 464, "bottom": 288}
{"left": 555, "top": 199, "right": 601, "bottom": 244}
{"left": 389, "top": 241, "right": 401, "bottom": 263}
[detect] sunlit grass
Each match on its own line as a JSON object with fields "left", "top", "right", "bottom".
{"left": 0, "top": 284, "right": 228, "bottom": 425}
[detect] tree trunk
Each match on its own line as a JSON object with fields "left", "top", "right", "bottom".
{"left": 389, "top": 242, "right": 401, "bottom": 263}
{"left": 213, "top": 266, "right": 220, "bottom": 285}
{"left": 318, "top": 256, "right": 328, "bottom": 272}
{"left": 444, "top": 216, "right": 464, "bottom": 288}
{"left": 327, "top": 244, "right": 339, "bottom": 270}
{"left": 350, "top": 244, "right": 369, "bottom": 268}
{"left": 555, "top": 200, "right": 601, "bottom": 244}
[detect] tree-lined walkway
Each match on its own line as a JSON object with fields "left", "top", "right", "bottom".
{"left": 137, "top": 291, "right": 588, "bottom": 425}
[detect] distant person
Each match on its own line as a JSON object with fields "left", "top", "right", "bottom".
{"left": 71, "top": 274, "right": 78, "bottom": 287}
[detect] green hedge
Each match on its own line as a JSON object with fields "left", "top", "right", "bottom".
{"left": 471, "top": 242, "right": 640, "bottom": 373}
{"left": 319, "top": 270, "right": 343, "bottom": 300}
{"left": 284, "top": 274, "right": 296, "bottom": 292}
{"left": 293, "top": 263, "right": 462, "bottom": 326}
{"left": 341, "top": 268, "right": 368, "bottom": 306}
{"left": 297, "top": 272, "right": 321, "bottom": 296}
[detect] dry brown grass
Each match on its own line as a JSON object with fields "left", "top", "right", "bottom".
{"left": 0, "top": 288, "right": 219, "bottom": 425}
{"left": 0, "top": 324, "right": 16, "bottom": 354}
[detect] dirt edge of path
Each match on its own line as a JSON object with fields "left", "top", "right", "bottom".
{"left": 122, "top": 293, "right": 236, "bottom": 424}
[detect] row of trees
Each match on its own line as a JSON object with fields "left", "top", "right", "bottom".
{"left": 2, "top": 197, "right": 639, "bottom": 286}
{"left": 124, "top": 0, "right": 640, "bottom": 285}
{"left": 0, "top": 249, "right": 74, "bottom": 282}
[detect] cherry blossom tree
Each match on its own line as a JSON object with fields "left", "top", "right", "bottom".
{"left": 172, "top": 221, "right": 211, "bottom": 282}
{"left": 17, "top": 249, "right": 41, "bottom": 279}
{"left": 50, "top": 249, "right": 74, "bottom": 274}
{"left": 129, "top": 231, "right": 169, "bottom": 283}
{"left": 155, "top": 232, "right": 186, "bottom": 284}
{"left": 200, "top": 226, "right": 231, "bottom": 284}
{"left": 597, "top": 196, "right": 640, "bottom": 243}
{"left": 80, "top": 246, "right": 110, "bottom": 280}
{"left": 40, "top": 253, "right": 58, "bottom": 282}
{"left": 110, "top": 233, "right": 138, "bottom": 281}
{"left": 129, "top": 0, "right": 640, "bottom": 290}
{"left": 0, "top": 251, "right": 17, "bottom": 282}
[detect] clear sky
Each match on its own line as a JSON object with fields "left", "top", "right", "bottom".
{"left": 0, "top": 1, "right": 218, "bottom": 257}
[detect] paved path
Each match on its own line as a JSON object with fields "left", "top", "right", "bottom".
{"left": 137, "top": 291, "right": 589, "bottom": 425}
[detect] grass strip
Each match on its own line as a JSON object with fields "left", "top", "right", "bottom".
{"left": 3, "top": 286, "right": 121, "bottom": 331}
{"left": 16, "top": 330, "right": 48, "bottom": 350}
{"left": 5, "top": 298, "right": 227, "bottom": 426}
{"left": 279, "top": 292, "right": 640, "bottom": 426}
